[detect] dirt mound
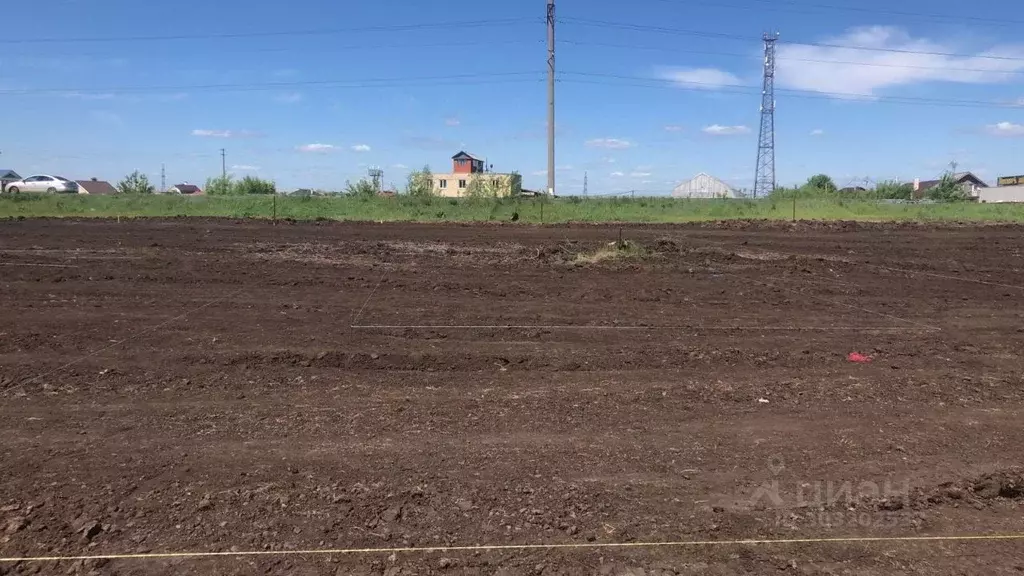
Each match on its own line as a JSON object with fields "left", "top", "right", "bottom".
{"left": 851, "top": 470, "right": 1024, "bottom": 513}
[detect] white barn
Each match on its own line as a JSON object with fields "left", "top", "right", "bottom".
{"left": 977, "top": 185, "right": 1024, "bottom": 203}
{"left": 672, "top": 173, "right": 736, "bottom": 199}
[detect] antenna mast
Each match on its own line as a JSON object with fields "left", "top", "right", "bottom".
{"left": 753, "top": 32, "right": 779, "bottom": 198}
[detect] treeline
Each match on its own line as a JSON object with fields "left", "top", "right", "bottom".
{"left": 111, "top": 171, "right": 278, "bottom": 195}
{"left": 771, "top": 174, "right": 971, "bottom": 202}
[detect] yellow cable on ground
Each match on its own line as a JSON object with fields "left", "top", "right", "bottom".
{"left": 2, "top": 534, "right": 1024, "bottom": 563}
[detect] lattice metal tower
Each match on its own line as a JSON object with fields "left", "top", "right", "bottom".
{"left": 368, "top": 167, "right": 384, "bottom": 192}
{"left": 753, "top": 32, "right": 779, "bottom": 198}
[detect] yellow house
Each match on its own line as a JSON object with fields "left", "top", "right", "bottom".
{"left": 431, "top": 152, "right": 522, "bottom": 198}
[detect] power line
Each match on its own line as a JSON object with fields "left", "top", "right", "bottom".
{"left": 0, "top": 72, "right": 544, "bottom": 96}
{"left": 561, "top": 17, "right": 749, "bottom": 41}
{"left": 4, "top": 39, "right": 541, "bottom": 59}
{"left": 560, "top": 40, "right": 1024, "bottom": 75}
{"left": 0, "top": 18, "right": 538, "bottom": 44}
{"left": 645, "top": 0, "right": 1024, "bottom": 27}
{"left": 558, "top": 72, "right": 1022, "bottom": 109}
{"left": 560, "top": 17, "right": 1024, "bottom": 62}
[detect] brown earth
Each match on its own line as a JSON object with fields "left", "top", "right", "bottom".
{"left": 1, "top": 218, "right": 1023, "bottom": 576}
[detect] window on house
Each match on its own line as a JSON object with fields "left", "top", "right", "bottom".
{"left": 459, "top": 179, "right": 467, "bottom": 189}
{"left": 439, "top": 180, "right": 447, "bottom": 189}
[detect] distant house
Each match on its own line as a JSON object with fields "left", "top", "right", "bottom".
{"left": 839, "top": 186, "right": 868, "bottom": 194}
{"left": 431, "top": 151, "right": 522, "bottom": 198}
{"left": 913, "top": 172, "right": 988, "bottom": 199}
{"left": 1, "top": 169, "right": 22, "bottom": 192}
{"left": 169, "top": 183, "right": 203, "bottom": 195}
{"left": 672, "top": 173, "right": 736, "bottom": 198}
{"left": 75, "top": 178, "right": 118, "bottom": 195}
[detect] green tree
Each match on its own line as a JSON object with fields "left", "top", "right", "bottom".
{"left": 806, "top": 174, "right": 837, "bottom": 193}
{"left": 406, "top": 165, "right": 435, "bottom": 197}
{"left": 235, "top": 175, "right": 276, "bottom": 195}
{"left": 926, "top": 174, "right": 970, "bottom": 202}
{"left": 874, "top": 180, "right": 913, "bottom": 200}
{"left": 205, "top": 175, "right": 234, "bottom": 196}
{"left": 464, "top": 174, "right": 496, "bottom": 198}
{"left": 116, "top": 170, "right": 155, "bottom": 195}
{"left": 344, "top": 178, "right": 378, "bottom": 197}
{"left": 509, "top": 171, "right": 523, "bottom": 197}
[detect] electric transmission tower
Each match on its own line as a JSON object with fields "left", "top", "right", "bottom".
{"left": 753, "top": 32, "right": 779, "bottom": 198}
{"left": 368, "top": 167, "right": 384, "bottom": 193}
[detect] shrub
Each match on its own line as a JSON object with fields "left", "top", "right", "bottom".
{"left": 806, "top": 174, "right": 837, "bottom": 193}
{"left": 235, "top": 175, "right": 276, "bottom": 195}
{"left": 874, "top": 180, "right": 913, "bottom": 200}
{"left": 116, "top": 171, "right": 154, "bottom": 195}
{"left": 344, "top": 178, "right": 378, "bottom": 197}
{"left": 406, "top": 166, "right": 434, "bottom": 197}
{"left": 205, "top": 176, "right": 234, "bottom": 196}
{"left": 926, "top": 174, "right": 971, "bottom": 202}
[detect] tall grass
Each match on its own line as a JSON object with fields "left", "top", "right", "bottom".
{"left": 3, "top": 193, "right": 1024, "bottom": 223}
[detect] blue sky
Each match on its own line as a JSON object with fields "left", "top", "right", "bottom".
{"left": 2, "top": 0, "right": 1022, "bottom": 194}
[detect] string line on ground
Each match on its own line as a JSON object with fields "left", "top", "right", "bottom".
{"left": 3, "top": 533, "right": 1023, "bottom": 563}
{"left": 351, "top": 325, "right": 938, "bottom": 332}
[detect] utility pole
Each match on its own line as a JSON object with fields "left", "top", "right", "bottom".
{"left": 583, "top": 171, "right": 588, "bottom": 197}
{"left": 220, "top": 148, "right": 226, "bottom": 180}
{"left": 160, "top": 163, "right": 166, "bottom": 193}
{"left": 546, "top": 0, "right": 556, "bottom": 197}
{"left": 753, "top": 32, "right": 779, "bottom": 198}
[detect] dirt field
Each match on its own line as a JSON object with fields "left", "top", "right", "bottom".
{"left": 1, "top": 219, "right": 1023, "bottom": 576}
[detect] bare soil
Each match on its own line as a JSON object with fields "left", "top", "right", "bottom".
{"left": 1, "top": 219, "right": 1024, "bottom": 575}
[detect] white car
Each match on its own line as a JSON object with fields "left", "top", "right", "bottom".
{"left": 5, "top": 175, "right": 79, "bottom": 194}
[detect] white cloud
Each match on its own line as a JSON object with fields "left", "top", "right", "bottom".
{"left": 610, "top": 171, "right": 625, "bottom": 177}
{"left": 985, "top": 121, "right": 1024, "bottom": 137}
{"left": 192, "top": 129, "right": 260, "bottom": 139}
{"left": 297, "top": 143, "right": 337, "bottom": 152}
{"left": 778, "top": 26, "right": 1024, "bottom": 97}
{"left": 630, "top": 172, "right": 653, "bottom": 178}
{"left": 585, "top": 138, "right": 635, "bottom": 149}
{"left": 702, "top": 124, "right": 751, "bottom": 136}
{"left": 193, "top": 129, "right": 231, "bottom": 138}
{"left": 351, "top": 144, "right": 371, "bottom": 152}
{"left": 663, "top": 125, "right": 685, "bottom": 132}
{"left": 601, "top": 157, "right": 617, "bottom": 164}
{"left": 231, "top": 164, "right": 261, "bottom": 171}
{"left": 531, "top": 170, "right": 547, "bottom": 177}
{"left": 392, "top": 163, "right": 409, "bottom": 170}
{"left": 810, "top": 129, "right": 825, "bottom": 136}
{"left": 444, "top": 117, "right": 461, "bottom": 126}
{"left": 276, "top": 92, "right": 303, "bottom": 103}
{"left": 657, "top": 67, "right": 744, "bottom": 89}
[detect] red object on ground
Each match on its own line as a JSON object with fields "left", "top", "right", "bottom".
{"left": 847, "top": 352, "right": 872, "bottom": 363}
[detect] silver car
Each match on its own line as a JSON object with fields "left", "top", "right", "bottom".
{"left": 5, "top": 175, "right": 79, "bottom": 194}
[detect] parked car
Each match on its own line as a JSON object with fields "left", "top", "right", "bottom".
{"left": 4, "top": 175, "right": 79, "bottom": 194}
